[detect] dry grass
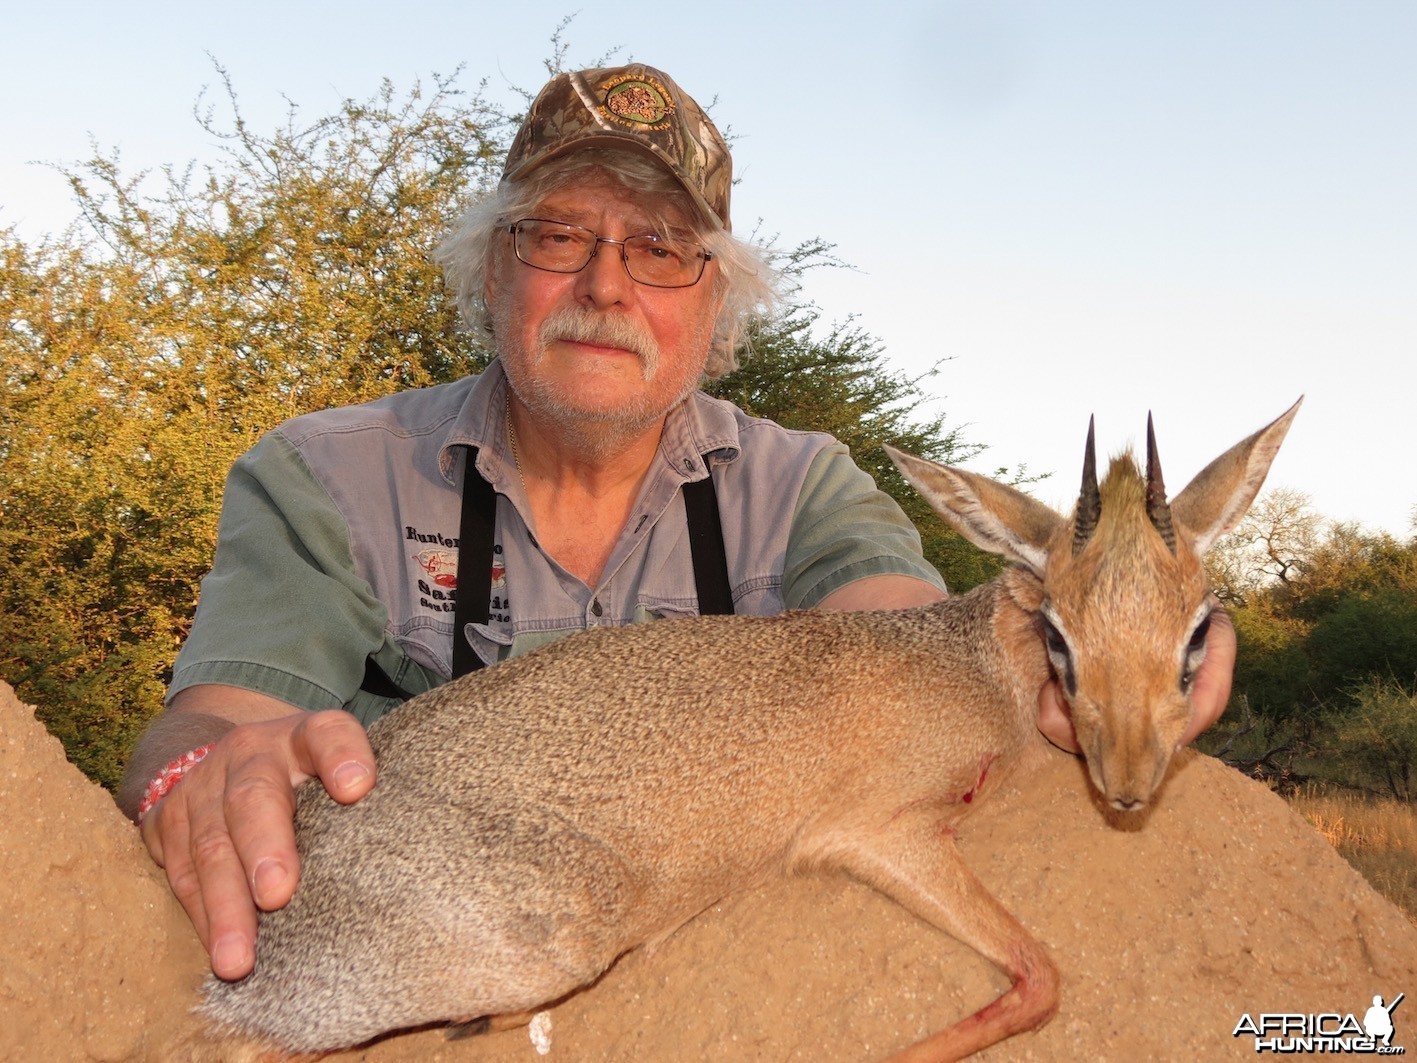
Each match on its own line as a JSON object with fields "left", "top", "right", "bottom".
{"left": 1288, "top": 785, "right": 1417, "bottom": 926}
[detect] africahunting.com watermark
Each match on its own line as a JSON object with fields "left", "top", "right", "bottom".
{"left": 1234, "top": 993, "right": 1405, "bottom": 1054}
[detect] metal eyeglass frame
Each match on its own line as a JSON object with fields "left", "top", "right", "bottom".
{"left": 507, "top": 218, "right": 714, "bottom": 289}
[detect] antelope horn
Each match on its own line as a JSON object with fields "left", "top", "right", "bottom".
{"left": 1146, "top": 412, "right": 1177, "bottom": 551}
{"left": 1074, "top": 415, "right": 1100, "bottom": 555}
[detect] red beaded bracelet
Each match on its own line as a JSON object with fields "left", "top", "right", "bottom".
{"left": 137, "top": 743, "right": 218, "bottom": 822}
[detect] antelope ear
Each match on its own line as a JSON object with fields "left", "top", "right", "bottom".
{"left": 886, "top": 445, "right": 1062, "bottom": 578}
{"left": 1171, "top": 398, "right": 1303, "bottom": 554}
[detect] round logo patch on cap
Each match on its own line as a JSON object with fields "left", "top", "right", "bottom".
{"left": 601, "top": 75, "right": 674, "bottom": 129}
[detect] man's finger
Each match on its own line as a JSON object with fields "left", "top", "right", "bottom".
{"left": 190, "top": 814, "right": 260, "bottom": 979}
{"left": 1182, "top": 606, "right": 1236, "bottom": 746}
{"left": 292, "top": 709, "right": 377, "bottom": 804}
{"left": 1036, "top": 678, "right": 1081, "bottom": 754}
{"left": 173, "top": 748, "right": 264, "bottom": 979}
{"left": 187, "top": 723, "right": 302, "bottom": 979}
{"left": 220, "top": 718, "right": 308, "bottom": 914}
{"left": 142, "top": 796, "right": 213, "bottom": 950}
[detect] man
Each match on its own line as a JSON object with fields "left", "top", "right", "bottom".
{"left": 118, "top": 63, "right": 1234, "bottom": 981}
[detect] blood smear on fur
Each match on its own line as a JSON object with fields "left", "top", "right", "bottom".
{"left": 529, "top": 1010, "right": 553, "bottom": 1055}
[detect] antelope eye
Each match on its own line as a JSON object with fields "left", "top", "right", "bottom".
{"left": 1038, "top": 614, "right": 1077, "bottom": 696}
{"left": 1039, "top": 616, "right": 1068, "bottom": 657}
{"left": 1187, "top": 614, "right": 1213, "bottom": 655}
{"left": 1180, "top": 613, "right": 1213, "bottom": 692}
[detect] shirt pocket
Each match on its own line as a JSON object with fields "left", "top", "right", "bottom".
{"left": 724, "top": 575, "right": 785, "bottom": 617}
{"left": 466, "top": 622, "right": 514, "bottom": 667}
{"left": 633, "top": 595, "right": 699, "bottom": 624}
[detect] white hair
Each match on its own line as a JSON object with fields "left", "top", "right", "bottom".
{"left": 435, "top": 149, "right": 782, "bottom": 378}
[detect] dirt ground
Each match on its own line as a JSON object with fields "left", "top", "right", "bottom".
{"left": 4, "top": 678, "right": 1415, "bottom": 1062}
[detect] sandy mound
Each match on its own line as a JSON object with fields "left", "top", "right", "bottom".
{"left": 3, "top": 679, "right": 1414, "bottom": 1061}
{"left": 0, "top": 683, "right": 207, "bottom": 1060}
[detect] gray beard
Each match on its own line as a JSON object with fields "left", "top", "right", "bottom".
{"left": 507, "top": 374, "right": 691, "bottom": 462}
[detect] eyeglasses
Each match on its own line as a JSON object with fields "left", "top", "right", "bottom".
{"left": 508, "top": 218, "right": 714, "bottom": 289}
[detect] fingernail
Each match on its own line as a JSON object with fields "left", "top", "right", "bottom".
{"left": 333, "top": 761, "right": 370, "bottom": 791}
{"left": 212, "top": 933, "right": 251, "bottom": 978}
{"left": 253, "top": 858, "right": 287, "bottom": 906}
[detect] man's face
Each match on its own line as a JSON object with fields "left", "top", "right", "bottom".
{"left": 485, "top": 170, "right": 722, "bottom": 438}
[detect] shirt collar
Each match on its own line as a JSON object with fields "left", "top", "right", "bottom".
{"left": 438, "top": 359, "right": 514, "bottom": 487}
{"left": 655, "top": 387, "right": 743, "bottom": 481}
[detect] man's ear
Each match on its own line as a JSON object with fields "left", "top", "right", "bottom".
{"left": 711, "top": 276, "right": 728, "bottom": 319}
{"left": 483, "top": 265, "right": 498, "bottom": 315}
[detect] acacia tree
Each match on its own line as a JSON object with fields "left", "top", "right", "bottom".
{"left": 2, "top": 68, "right": 997, "bottom": 788}
{"left": 1206, "top": 487, "right": 1322, "bottom": 608}
{"left": 1327, "top": 679, "right": 1417, "bottom": 801}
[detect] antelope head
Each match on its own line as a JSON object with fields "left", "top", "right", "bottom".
{"left": 886, "top": 398, "right": 1301, "bottom": 812}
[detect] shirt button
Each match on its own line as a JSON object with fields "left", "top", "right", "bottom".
{"left": 590, "top": 598, "right": 603, "bottom": 617}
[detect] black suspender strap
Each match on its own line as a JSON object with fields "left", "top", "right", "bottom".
{"left": 452, "top": 447, "right": 497, "bottom": 678}
{"left": 682, "top": 473, "right": 734, "bottom": 617}
{"left": 360, "top": 656, "right": 412, "bottom": 701}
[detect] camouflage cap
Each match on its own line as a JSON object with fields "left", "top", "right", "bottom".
{"left": 501, "top": 64, "right": 733, "bottom": 231}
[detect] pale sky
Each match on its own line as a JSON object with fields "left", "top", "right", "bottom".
{"left": 4, "top": 0, "right": 1414, "bottom": 536}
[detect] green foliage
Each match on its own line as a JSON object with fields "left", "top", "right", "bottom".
{"left": 1291, "top": 525, "right": 1417, "bottom": 622}
{"left": 1306, "top": 588, "right": 1417, "bottom": 698}
{"left": 1227, "top": 605, "right": 1313, "bottom": 726}
{"left": 1325, "top": 680, "right": 1417, "bottom": 801}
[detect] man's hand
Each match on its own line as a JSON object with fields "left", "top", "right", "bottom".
{"left": 131, "top": 689, "right": 375, "bottom": 980}
{"left": 1037, "top": 606, "right": 1237, "bottom": 752}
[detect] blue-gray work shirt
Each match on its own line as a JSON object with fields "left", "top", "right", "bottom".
{"left": 168, "top": 359, "right": 946, "bottom": 724}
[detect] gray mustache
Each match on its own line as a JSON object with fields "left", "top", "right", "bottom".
{"left": 540, "top": 308, "right": 660, "bottom": 368}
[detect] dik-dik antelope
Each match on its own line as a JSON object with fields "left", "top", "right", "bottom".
{"left": 198, "top": 400, "right": 1300, "bottom": 1061}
